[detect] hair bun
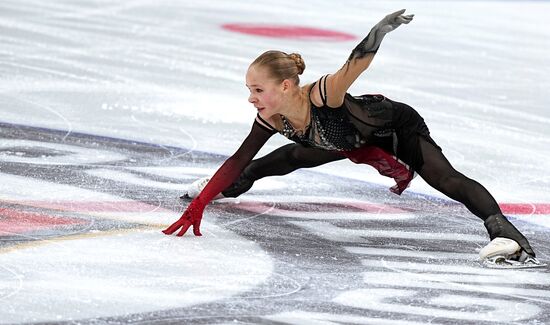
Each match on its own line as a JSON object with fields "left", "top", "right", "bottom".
{"left": 288, "top": 53, "right": 305, "bottom": 75}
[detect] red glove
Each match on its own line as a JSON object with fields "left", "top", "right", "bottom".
{"left": 162, "top": 119, "right": 275, "bottom": 237}
{"left": 162, "top": 198, "right": 205, "bottom": 236}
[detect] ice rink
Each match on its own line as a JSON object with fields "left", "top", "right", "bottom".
{"left": 1, "top": 0, "right": 550, "bottom": 324}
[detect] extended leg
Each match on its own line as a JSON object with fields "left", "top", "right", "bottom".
{"left": 220, "top": 144, "right": 344, "bottom": 197}
{"left": 416, "top": 137, "right": 535, "bottom": 256}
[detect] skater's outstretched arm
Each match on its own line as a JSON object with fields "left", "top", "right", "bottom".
{"left": 222, "top": 144, "right": 345, "bottom": 197}
{"left": 323, "top": 9, "right": 414, "bottom": 108}
{"left": 163, "top": 120, "right": 275, "bottom": 236}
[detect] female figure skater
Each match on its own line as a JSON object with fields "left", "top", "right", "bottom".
{"left": 164, "top": 10, "right": 542, "bottom": 268}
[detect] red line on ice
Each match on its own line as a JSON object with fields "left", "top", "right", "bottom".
{"left": 0, "top": 207, "right": 86, "bottom": 234}
{"left": 14, "top": 200, "right": 169, "bottom": 212}
{"left": 221, "top": 23, "right": 356, "bottom": 41}
{"left": 1, "top": 201, "right": 547, "bottom": 236}
{"left": 499, "top": 203, "right": 550, "bottom": 215}
{"left": 5, "top": 200, "right": 550, "bottom": 215}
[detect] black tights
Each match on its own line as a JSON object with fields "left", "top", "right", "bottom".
{"left": 221, "top": 144, "right": 344, "bottom": 197}
{"left": 416, "top": 137, "right": 501, "bottom": 221}
{"left": 417, "top": 138, "right": 534, "bottom": 255}
{"left": 222, "top": 143, "right": 535, "bottom": 256}
{"left": 221, "top": 142, "right": 534, "bottom": 254}
{"left": 224, "top": 140, "right": 502, "bottom": 222}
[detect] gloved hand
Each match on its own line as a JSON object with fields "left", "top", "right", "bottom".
{"left": 162, "top": 198, "right": 205, "bottom": 236}
{"left": 375, "top": 9, "right": 414, "bottom": 35}
{"left": 349, "top": 9, "right": 414, "bottom": 59}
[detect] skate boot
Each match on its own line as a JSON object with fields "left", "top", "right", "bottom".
{"left": 220, "top": 172, "right": 254, "bottom": 198}
{"left": 179, "top": 177, "right": 224, "bottom": 201}
{"left": 180, "top": 172, "right": 255, "bottom": 200}
{"left": 480, "top": 214, "right": 546, "bottom": 269}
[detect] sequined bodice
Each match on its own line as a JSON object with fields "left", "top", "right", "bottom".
{"left": 279, "top": 104, "right": 365, "bottom": 151}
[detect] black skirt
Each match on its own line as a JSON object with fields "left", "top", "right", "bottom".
{"left": 389, "top": 98, "right": 441, "bottom": 172}
{"left": 345, "top": 94, "right": 441, "bottom": 173}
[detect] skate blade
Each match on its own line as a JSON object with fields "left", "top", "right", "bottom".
{"left": 178, "top": 193, "right": 224, "bottom": 201}
{"left": 482, "top": 255, "right": 547, "bottom": 269}
{"left": 179, "top": 193, "right": 192, "bottom": 200}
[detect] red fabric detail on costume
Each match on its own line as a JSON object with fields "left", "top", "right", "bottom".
{"left": 340, "top": 146, "right": 413, "bottom": 195}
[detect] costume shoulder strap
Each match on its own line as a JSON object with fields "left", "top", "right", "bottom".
{"left": 254, "top": 113, "right": 277, "bottom": 134}
{"left": 309, "top": 75, "right": 330, "bottom": 108}
{"left": 318, "top": 74, "right": 329, "bottom": 106}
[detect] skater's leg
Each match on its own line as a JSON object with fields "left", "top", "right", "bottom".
{"left": 416, "top": 137, "right": 535, "bottom": 256}
{"left": 221, "top": 144, "right": 345, "bottom": 197}
{"left": 416, "top": 138, "right": 500, "bottom": 219}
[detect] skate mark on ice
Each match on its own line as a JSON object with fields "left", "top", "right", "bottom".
{"left": 334, "top": 287, "right": 541, "bottom": 322}
{"left": 373, "top": 258, "right": 550, "bottom": 306}
{"left": 292, "top": 221, "right": 486, "bottom": 243}
{"left": 223, "top": 200, "right": 276, "bottom": 226}
{"left": 0, "top": 93, "right": 73, "bottom": 141}
{"left": 0, "top": 264, "right": 23, "bottom": 302}
{"left": 129, "top": 114, "right": 198, "bottom": 162}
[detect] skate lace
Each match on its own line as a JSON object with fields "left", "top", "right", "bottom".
{"left": 492, "top": 237, "right": 516, "bottom": 247}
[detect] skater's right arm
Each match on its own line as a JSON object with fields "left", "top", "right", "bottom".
{"left": 163, "top": 119, "right": 275, "bottom": 237}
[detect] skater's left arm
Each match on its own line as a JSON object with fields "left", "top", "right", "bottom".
{"left": 324, "top": 9, "right": 414, "bottom": 107}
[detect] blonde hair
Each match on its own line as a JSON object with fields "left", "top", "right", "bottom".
{"left": 251, "top": 50, "right": 305, "bottom": 85}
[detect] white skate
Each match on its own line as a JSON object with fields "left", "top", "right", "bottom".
{"left": 179, "top": 177, "right": 224, "bottom": 200}
{"left": 479, "top": 237, "right": 546, "bottom": 269}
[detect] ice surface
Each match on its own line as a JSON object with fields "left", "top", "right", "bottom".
{"left": 1, "top": 0, "right": 549, "bottom": 324}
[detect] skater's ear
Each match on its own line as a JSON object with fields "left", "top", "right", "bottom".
{"left": 281, "top": 79, "right": 293, "bottom": 92}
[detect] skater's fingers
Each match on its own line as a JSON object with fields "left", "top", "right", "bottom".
{"left": 193, "top": 220, "right": 202, "bottom": 236}
{"left": 162, "top": 221, "right": 183, "bottom": 235}
{"left": 398, "top": 15, "right": 414, "bottom": 23}
{"left": 387, "top": 9, "right": 407, "bottom": 18}
{"left": 387, "top": 9, "right": 406, "bottom": 20}
{"left": 176, "top": 221, "right": 192, "bottom": 236}
{"left": 163, "top": 209, "right": 194, "bottom": 234}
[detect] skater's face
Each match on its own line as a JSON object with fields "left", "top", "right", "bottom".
{"left": 246, "top": 65, "right": 288, "bottom": 119}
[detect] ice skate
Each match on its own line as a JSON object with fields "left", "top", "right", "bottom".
{"left": 179, "top": 177, "right": 224, "bottom": 200}
{"left": 479, "top": 237, "right": 546, "bottom": 269}
{"left": 480, "top": 214, "right": 546, "bottom": 269}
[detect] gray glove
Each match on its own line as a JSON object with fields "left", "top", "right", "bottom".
{"left": 348, "top": 9, "right": 414, "bottom": 61}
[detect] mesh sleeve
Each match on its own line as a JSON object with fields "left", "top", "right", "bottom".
{"left": 192, "top": 120, "right": 274, "bottom": 207}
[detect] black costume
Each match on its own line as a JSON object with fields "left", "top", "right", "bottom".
{"left": 166, "top": 9, "right": 535, "bottom": 260}
{"left": 222, "top": 76, "right": 536, "bottom": 256}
